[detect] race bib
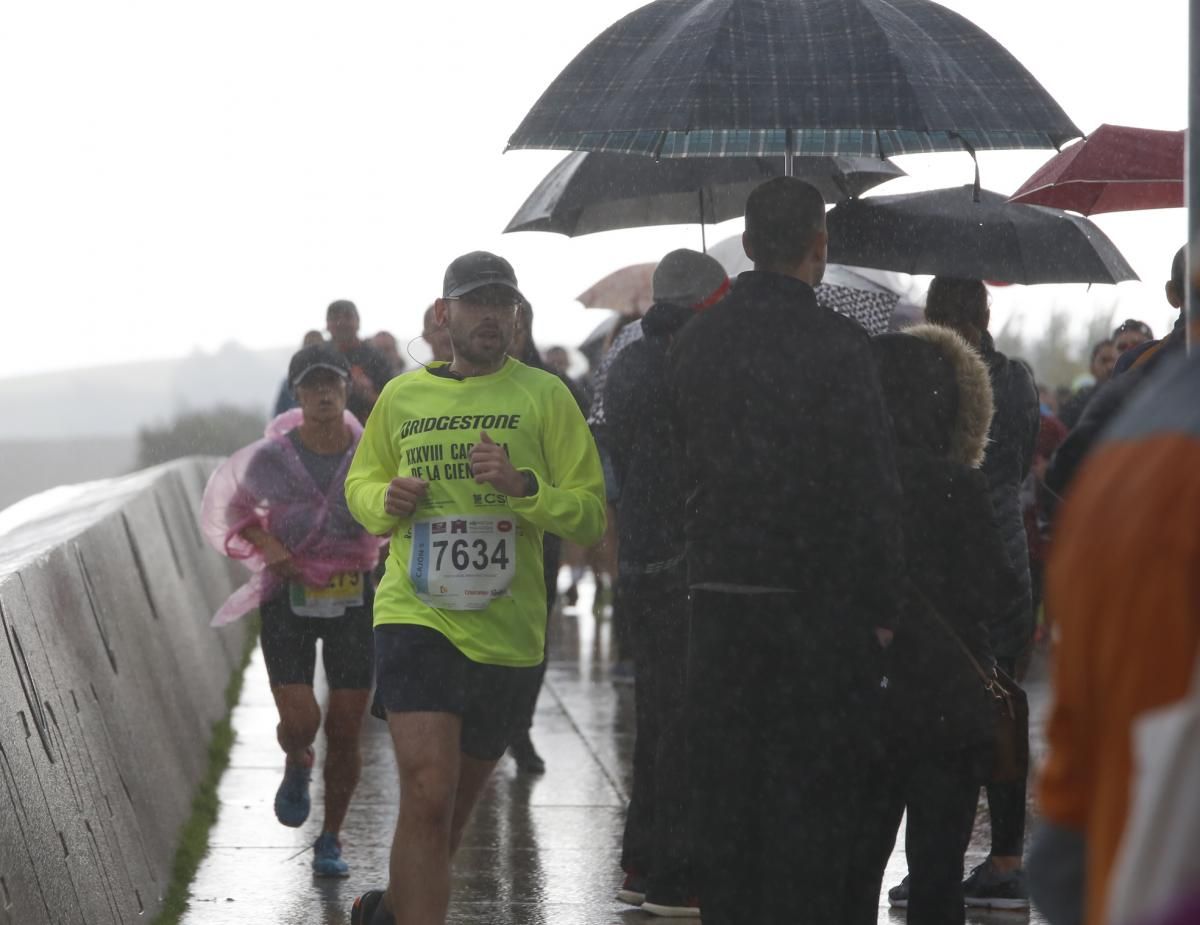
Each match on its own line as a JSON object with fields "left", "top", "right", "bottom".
{"left": 409, "top": 515, "right": 517, "bottom": 611}
{"left": 289, "top": 571, "right": 365, "bottom": 618}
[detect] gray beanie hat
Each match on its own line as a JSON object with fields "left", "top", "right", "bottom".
{"left": 652, "top": 249, "right": 730, "bottom": 309}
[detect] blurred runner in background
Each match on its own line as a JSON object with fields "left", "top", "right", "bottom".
{"left": 202, "top": 342, "right": 385, "bottom": 878}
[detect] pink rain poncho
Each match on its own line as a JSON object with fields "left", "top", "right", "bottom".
{"left": 200, "top": 408, "right": 387, "bottom": 626}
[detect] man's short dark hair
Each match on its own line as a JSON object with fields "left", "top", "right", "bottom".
{"left": 327, "top": 299, "right": 358, "bottom": 319}
{"left": 1170, "top": 244, "right": 1186, "bottom": 294}
{"left": 1112, "top": 318, "right": 1153, "bottom": 340}
{"left": 744, "top": 178, "right": 826, "bottom": 268}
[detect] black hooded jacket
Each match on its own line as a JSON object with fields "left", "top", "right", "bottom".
{"left": 667, "top": 270, "right": 905, "bottom": 633}
{"left": 872, "top": 326, "right": 1021, "bottom": 752}
{"left": 604, "top": 301, "right": 694, "bottom": 571}
{"left": 977, "top": 333, "right": 1040, "bottom": 659}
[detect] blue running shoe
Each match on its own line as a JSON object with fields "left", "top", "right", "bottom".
{"left": 312, "top": 832, "right": 349, "bottom": 878}
{"left": 273, "top": 749, "right": 312, "bottom": 828}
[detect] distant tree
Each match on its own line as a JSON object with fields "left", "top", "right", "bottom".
{"left": 993, "top": 301, "right": 1117, "bottom": 391}
{"left": 136, "top": 405, "right": 265, "bottom": 469}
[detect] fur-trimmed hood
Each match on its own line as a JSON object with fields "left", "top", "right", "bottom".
{"left": 871, "top": 323, "right": 994, "bottom": 467}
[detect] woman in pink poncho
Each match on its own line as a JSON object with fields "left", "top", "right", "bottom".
{"left": 201, "top": 343, "right": 385, "bottom": 879}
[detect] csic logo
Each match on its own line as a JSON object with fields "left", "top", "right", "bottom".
{"left": 474, "top": 493, "right": 507, "bottom": 505}
{"left": 497, "top": 521, "right": 513, "bottom": 533}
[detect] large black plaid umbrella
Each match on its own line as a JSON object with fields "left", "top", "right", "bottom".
{"left": 508, "top": 0, "right": 1081, "bottom": 160}
{"left": 504, "top": 151, "right": 903, "bottom": 237}
{"left": 826, "top": 185, "right": 1138, "bottom": 284}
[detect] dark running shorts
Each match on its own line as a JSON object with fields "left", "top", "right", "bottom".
{"left": 259, "top": 583, "right": 374, "bottom": 690}
{"left": 373, "top": 624, "right": 542, "bottom": 761}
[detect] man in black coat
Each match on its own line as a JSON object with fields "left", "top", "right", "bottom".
{"left": 668, "top": 177, "right": 905, "bottom": 925}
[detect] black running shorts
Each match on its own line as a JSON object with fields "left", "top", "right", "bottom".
{"left": 258, "top": 582, "right": 374, "bottom": 690}
{"left": 373, "top": 623, "right": 542, "bottom": 761}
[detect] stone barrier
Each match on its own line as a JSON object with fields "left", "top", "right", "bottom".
{"left": 0, "top": 458, "right": 248, "bottom": 924}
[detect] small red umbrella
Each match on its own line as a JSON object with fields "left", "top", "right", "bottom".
{"left": 1008, "top": 124, "right": 1184, "bottom": 215}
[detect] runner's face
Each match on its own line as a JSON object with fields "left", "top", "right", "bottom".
{"left": 295, "top": 369, "right": 347, "bottom": 424}
{"left": 445, "top": 287, "right": 518, "bottom": 367}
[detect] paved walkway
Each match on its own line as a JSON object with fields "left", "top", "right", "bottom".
{"left": 181, "top": 581, "right": 1048, "bottom": 924}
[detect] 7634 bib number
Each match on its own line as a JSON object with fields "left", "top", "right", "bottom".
{"left": 409, "top": 515, "right": 517, "bottom": 611}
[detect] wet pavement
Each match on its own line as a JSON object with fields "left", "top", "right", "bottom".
{"left": 181, "top": 580, "right": 1049, "bottom": 924}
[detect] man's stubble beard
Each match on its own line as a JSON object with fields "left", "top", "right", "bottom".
{"left": 450, "top": 327, "right": 512, "bottom": 369}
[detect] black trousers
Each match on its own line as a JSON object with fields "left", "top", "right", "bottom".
{"left": 985, "top": 656, "right": 1027, "bottom": 857}
{"left": 687, "top": 590, "right": 882, "bottom": 925}
{"left": 618, "top": 566, "right": 692, "bottom": 898}
{"left": 516, "top": 535, "right": 563, "bottom": 735}
{"left": 848, "top": 747, "right": 986, "bottom": 925}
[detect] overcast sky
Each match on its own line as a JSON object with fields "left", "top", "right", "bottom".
{"left": 0, "top": 0, "right": 1187, "bottom": 380}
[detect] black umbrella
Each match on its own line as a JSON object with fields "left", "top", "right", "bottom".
{"left": 826, "top": 185, "right": 1139, "bottom": 285}
{"left": 504, "top": 151, "right": 904, "bottom": 240}
{"left": 507, "top": 0, "right": 1081, "bottom": 164}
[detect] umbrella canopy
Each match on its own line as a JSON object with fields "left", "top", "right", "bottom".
{"left": 576, "top": 263, "right": 657, "bottom": 316}
{"left": 505, "top": 151, "right": 904, "bottom": 237}
{"left": 508, "top": 0, "right": 1081, "bottom": 159}
{"left": 1008, "top": 124, "right": 1185, "bottom": 215}
{"left": 827, "top": 185, "right": 1139, "bottom": 285}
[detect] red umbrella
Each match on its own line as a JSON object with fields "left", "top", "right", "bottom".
{"left": 1008, "top": 124, "right": 1184, "bottom": 215}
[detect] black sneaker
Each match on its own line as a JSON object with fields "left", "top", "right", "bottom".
{"left": 962, "top": 861, "right": 1030, "bottom": 909}
{"left": 508, "top": 733, "right": 547, "bottom": 775}
{"left": 887, "top": 875, "right": 910, "bottom": 908}
{"left": 350, "top": 889, "right": 389, "bottom": 924}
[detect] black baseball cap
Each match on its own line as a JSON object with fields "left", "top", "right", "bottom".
{"left": 442, "top": 251, "right": 524, "bottom": 301}
{"left": 288, "top": 343, "right": 350, "bottom": 389}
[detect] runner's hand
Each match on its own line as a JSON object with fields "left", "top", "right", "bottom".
{"left": 259, "top": 536, "right": 301, "bottom": 581}
{"left": 469, "top": 431, "right": 527, "bottom": 497}
{"left": 385, "top": 477, "right": 428, "bottom": 517}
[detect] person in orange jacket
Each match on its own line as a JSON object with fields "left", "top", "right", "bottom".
{"left": 1030, "top": 348, "right": 1200, "bottom": 925}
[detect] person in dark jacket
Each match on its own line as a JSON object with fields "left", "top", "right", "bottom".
{"left": 505, "top": 299, "right": 590, "bottom": 776}
{"left": 668, "top": 177, "right": 906, "bottom": 925}
{"left": 1045, "top": 245, "right": 1188, "bottom": 515}
{"left": 924, "top": 276, "right": 1039, "bottom": 907}
{"left": 849, "top": 323, "right": 1022, "bottom": 925}
{"left": 605, "top": 248, "right": 729, "bottom": 917}
{"left": 1057, "top": 339, "right": 1116, "bottom": 430}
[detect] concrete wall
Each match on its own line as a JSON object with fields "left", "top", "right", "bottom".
{"left": 0, "top": 458, "right": 249, "bottom": 924}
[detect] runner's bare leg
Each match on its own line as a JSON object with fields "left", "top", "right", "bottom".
{"left": 448, "top": 754, "right": 500, "bottom": 855}
{"left": 272, "top": 684, "right": 321, "bottom": 761}
{"left": 321, "top": 688, "right": 370, "bottom": 835}
{"left": 385, "top": 711, "right": 462, "bottom": 925}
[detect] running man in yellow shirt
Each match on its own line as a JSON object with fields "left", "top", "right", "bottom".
{"left": 345, "top": 251, "right": 606, "bottom": 925}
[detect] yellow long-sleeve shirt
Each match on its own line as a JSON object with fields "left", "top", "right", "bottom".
{"left": 345, "top": 358, "right": 605, "bottom": 666}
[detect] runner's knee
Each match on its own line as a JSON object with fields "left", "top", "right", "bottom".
{"left": 399, "top": 764, "right": 456, "bottom": 825}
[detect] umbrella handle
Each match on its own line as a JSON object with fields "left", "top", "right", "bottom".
{"left": 951, "top": 132, "right": 982, "bottom": 202}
